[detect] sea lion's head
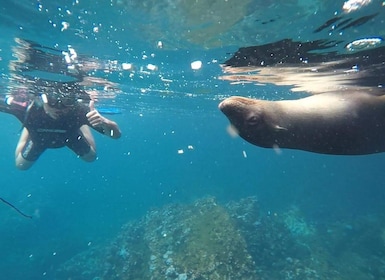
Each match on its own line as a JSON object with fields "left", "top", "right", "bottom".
{"left": 219, "top": 96, "right": 274, "bottom": 147}
{"left": 219, "top": 96, "right": 262, "bottom": 125}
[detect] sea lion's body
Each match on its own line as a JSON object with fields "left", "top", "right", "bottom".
{"left": 219, "top": 92, "right": 385, "bottom": 155}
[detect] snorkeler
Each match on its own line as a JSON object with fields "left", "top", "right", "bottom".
{"left": 1, "top": 82, "right": 121, "bottom": 170}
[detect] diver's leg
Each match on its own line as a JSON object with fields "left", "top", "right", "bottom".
{"left": 68, "top": 125, "right": 97, "bottom": 162}
{"left": 15, "top": 128, "right": 36, "bottom": 170}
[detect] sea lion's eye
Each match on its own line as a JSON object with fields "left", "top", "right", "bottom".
{"left": 246, "top": 115, "right": 260, "bottom": 126}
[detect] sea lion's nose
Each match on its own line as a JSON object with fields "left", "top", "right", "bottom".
{"left": 219, "top": 96, "right": 250, "bottom": 115}
{"left": 218, "top": 99, "right": 240, "bottom": 119}
{"left": 219, "top": 96, "right": 241, "bottom": 111}
{"left": 218, "top": 99, "right": 230, "bottom": 111}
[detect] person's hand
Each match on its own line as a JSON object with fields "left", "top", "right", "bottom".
{"left": 86, "top": 100, "right": 105, "bottom": 127}
{"left": 43, "top": 103, "right": 60, "bottom": 119}
{"left": 86, "top": 100, "right": 121, "bottom": 138}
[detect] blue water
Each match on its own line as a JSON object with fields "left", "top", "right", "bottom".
{"left": 1, "top": 0, "right": 385, "bottom": 279}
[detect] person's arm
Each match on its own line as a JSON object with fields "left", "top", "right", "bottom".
{"left": 0, "top": 96, "right": 29, "bottom": 122}
{"left": 86, "top": 100, "right": 121, "bottom": 139}
{"left": 0, "top": 96, "right": 12, "bottom": 113}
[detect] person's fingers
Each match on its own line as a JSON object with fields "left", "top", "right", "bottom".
{"left": 89, "top": 100, "right": 95, "bottom": 111}
{"left": 86, "top": 109, "right": 95, "bottom": 117}
{"left": 86, "top": 109, "right": 103, "bottom": 126}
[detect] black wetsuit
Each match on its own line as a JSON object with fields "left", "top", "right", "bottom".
{"left": 1, "top": 98, "right": 102, "bottom": 161}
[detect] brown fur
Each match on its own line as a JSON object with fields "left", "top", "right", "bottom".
{"left": 219, "top": 92, "right": 385, "bottom": 155}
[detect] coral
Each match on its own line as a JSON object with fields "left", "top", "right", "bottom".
{"left": 282, "top": 206, "right": 315, "bottom": 237}
{"left": 56, "top": 196, "right": 385, "bottom": 280}
{"left": 140, "top": 196, "right": 257, "bottom": 279}
{"left": 56, "top": 197, "right": 257, "bottom": 279}
{"left": 171, "top": 197, "right": 256, "bottom": 279}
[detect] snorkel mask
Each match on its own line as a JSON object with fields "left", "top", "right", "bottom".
{"left": 41, "top": 92, "right": 77, "bottom": 109}
{"left": 39, "top": 81, "right": 91, "bottom": 109}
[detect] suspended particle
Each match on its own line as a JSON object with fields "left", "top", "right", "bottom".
{"left": 122, "top": 63, "right": 133, "bottom": 70}
{"left": 146, "top": 64, "right": 158, "bottom": 71}
{"left": 191, "top": 60, "right": 202, "bottom": 70}
{"left": 61, "top": 21, "right": 70, "bottom": 31}
{"left": 242, "top": 150, "right": 247, "bottom": 158}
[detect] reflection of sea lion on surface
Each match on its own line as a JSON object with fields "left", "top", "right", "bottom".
{"left": 219, "top": 39, "right": 385, "bottom": 155}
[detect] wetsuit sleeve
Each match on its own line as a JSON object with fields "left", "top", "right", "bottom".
{"left": 0, "top": 96, "right": 28, "bottom": 122}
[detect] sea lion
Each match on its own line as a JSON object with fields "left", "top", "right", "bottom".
{"left": 219, "top": 37, "right": 385, "bottom": 155}
{"left": 219, "top": 92, "right": 385, "bottom": 155}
